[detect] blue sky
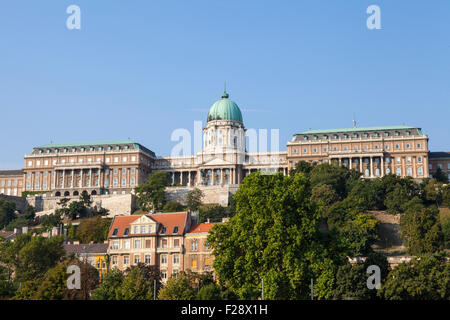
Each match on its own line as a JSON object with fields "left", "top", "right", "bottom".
{"left": 0, "top": 0, "right": 449, "bottom": 169}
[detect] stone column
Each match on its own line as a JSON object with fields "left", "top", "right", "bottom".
{"left": 339, "top": 158, "right": 342, "bottom": 166}
{"left": 412, "top": 156, "right": 417, "bottom": 178}
{"left": 188, "top": 171, "right": 191, "bottom": 187}
{"left": 381, "top": 156, "right": 384, "bottom": 177}
{"left": 359, "top": 157, "right": 363, "bottom": 173}
{"left": 349, "top": 158, "right": 352, "bottom": 170}
{"left": 181, "top": 171, "right": 184, "bottom": 186}
{"left": 370, "top": 157, "right": 373, "bottom": 177}
{"left": 62, "top": 170, "right": 65, "bottom": 189}
{"left": 80, "top": 169, "right": 84, "bottom": 187}
{"left": 71, "top": 170, "right": 74, "bottom": 188}
{"left": 171, "top": 172, "right": 175, "bottom": 186}
{"left": 89, "top": 168, "right": 92, "bottom": 187}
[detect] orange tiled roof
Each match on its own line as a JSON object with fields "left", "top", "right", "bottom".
{"left": 188, "top": 223, "right": 221, "bottom": 234}
{"left": 108, "top": 212, "right": 189, "bottom": 238}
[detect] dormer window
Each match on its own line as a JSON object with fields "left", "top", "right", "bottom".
{"left": 363, "top": 133, "right": 369, "bottom": 138}
{"left": 173, "top": 226, "right": 179, "bottom": 234}
{"left": 373, "top": 132, "right": 379, "bottom": 137}
{"left": 124, "top": 228, "right": 129, "bottom": 236}
{"left": 303, "top": 136, "right": 308, "bottom": 140}
{"left": 39, "top": 150, "right": 43, "bottom": 154}
{"left": 384, "top": 132, "right": 390, "bottom": 137}
{"left": 72, "top": 148, "right": 76, "bottom": 152}
{"left": 112, "top": 228, "right": 119, "bottom": 236}
{"left": 406, "top": 131, "right": 410, "bottom": 136}
{"left": 395, "top": 131, "right": 400, "bottom": 136}
{"left": 161, "top": 226, "right": 167, "bottom": 235}
{"left": 353, "top": 133, "right": 358, "bottom": 138}
{"left": 343, "top": 134, "right": 348, "bottom": 139}
{"left": 64, "top": 148, "right": 68, "bottom": 153}
{"left": 313, "top": 135, "right": 318, "bottom": 140}
{"left": 333, "top": 135, "right": 338, "bottom": 139}
{"left": 323, "top": 135, "right": 328, "bottom": 140}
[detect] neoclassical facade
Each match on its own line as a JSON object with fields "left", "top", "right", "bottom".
{"left": 153, "top": 91, "right": 288, "bottom": 191}
{"left": 8, "top": 90, "right": 446, "bottom": 202}
{"left": 287, "top": 126, "right": 431, "bottom": 179}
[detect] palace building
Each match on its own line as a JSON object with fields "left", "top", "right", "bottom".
{"left": 287, "top": 126, "right": 431, "bottom": 179}
{"left": 2, "top": 90, "right": 447, "bottom": 202}
{"left": 23, "top": 141, "right": 156, "bottom": 197}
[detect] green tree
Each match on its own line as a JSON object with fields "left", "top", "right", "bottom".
{"left": 433, "top": 167, "right": 448, "bottom": 184}
{"left": 1, "top": 234, "right": 65, "bottom": 283}
{"left": 384, "top": 184, "right": 411, "bottom": 214}
{"left": 162, "top": 201, "right": 184, "bottom": 212}
{"left": 0, "top": 198, "right": 16, "bottom": 230}
{"left": 134, "top": 171, "right": 170, "bottom": 211}
{"left": 116, "top": 267, "right": 153, "bottom": 300}
{"left": 197, "top": 283, "right": 222, "bottom": 300}
{"left": 332, "top": 263, "right": 370, "bottom": 300}
{"left": 311, "top": 184, "right": 339, "bottom": 217}
{"left": 380, "top": 254, "right": 450, "bottom": 300}
{"left": 309, "top": 163, "right": 360, "bottom": 199}
{"left": 400, "top": 205, "right": 444, "bottom": 255}
{"left": 347, "top": 179, "right": 384, "bottom": 210}
{"left": 443, "top": 185, "right": 450, "bottom": 208}
{"left": 75, "top": 216, "right": 112, "bottom": 243}
{"left": 79, "top": 191, "right": 93, "bottom": 208}
{"left": 91, "top": 268, "right": 124, "bottom": 300}
{"left": 39, "top": 212, "right": 62, "bottom": 232}
{"left": 186, "top": 188, "right": 204, "bottom": 212}
{"left": 158, "top": 271, "right": 198, "bottom": 300}
{"left": 423, "top": 179, "right": 443, "bottom": 206}
{"left": 199, "top": 204, "right": 229, "bottom": 223}
{"left": 208, "top": 172, "right": 345, "bottom": 300}
{"left": 289, "top": 160, "right": 314, "bottom": 177}
{"left": 68, "top": 201, "right": 87, "bottom": 220}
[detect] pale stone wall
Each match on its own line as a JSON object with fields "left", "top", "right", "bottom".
{"left": 0, "top": 194, "right": 28, "bottom": 213}
{"left": 26, "top": 194, "right": 137, "bottom": 217}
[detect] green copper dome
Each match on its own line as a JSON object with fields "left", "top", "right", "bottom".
{"left": 207, "top": 92, "right": 243, "bottom": 123}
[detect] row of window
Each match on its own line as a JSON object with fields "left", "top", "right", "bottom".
{"left": 429, "top": 163, "right": 450, "bottom": 170}
{"left": 0, "top": 188, "right": 19, "bottom": 196}
{"left": 111, "top": 238, "right": 182, "bottom": 249}
{"left": 111, "top": 253, "right": 181, "bottom": 266}
{"left": 37, "top": 145, "right": 133, "bottom": 154}
{"left": 293, "top": 143, "right": 422, "bottom": 154}
{"left": 27, "top": 156, "right": 138, "bottom": 167}
{"left": 301, "top": 131, "right": 413, "bottom": 141}
{"left": 110, "top": 254, "right": 211, "bottom": 269}
{"left": 0, "top": 180, "right": 18, "bottom": 186}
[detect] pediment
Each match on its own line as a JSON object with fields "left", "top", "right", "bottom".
{"left": 131, "top": 215, "right": 157, "bottom": 225}
{"left": 202, "top": 157, "right": 235, "bottom": 166}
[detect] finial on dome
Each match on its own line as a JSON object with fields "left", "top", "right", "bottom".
{"left": 222, "top": 81, "right": 229, "bottom": 99}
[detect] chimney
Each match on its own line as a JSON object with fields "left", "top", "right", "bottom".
{"left": 207, "top": 218, "right": 210, "bottom": 223}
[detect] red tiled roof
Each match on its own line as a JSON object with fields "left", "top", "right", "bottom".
{"left": 108, "top": 212, "right": 189, "bottom": 238}
{"left": 188, "top": 223, "right": 221, "bottom": 234}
